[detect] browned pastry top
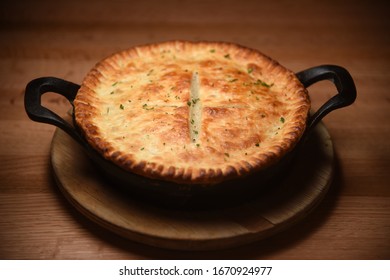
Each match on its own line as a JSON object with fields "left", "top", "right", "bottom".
{"left": 74, "top": 41, "right": 310, "bottom": 184}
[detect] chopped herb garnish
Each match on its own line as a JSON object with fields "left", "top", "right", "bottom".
{"left": 191, "top": 98, "right": 200, "bottom": 105}
{"left": 255, "top": 143, "right": 260, "bottom": 147}
{"left": 229, "top": 78, "right": 238, "bottom": 82}
{"left": 140, "top": 147, "right": 144, "bottom": 150}
{"left": 110, "top": 91, "right": 115, "bottom": 95}
{"left": 106, "top": 108, "right": 110, "bottom": 114}
{"left": 112, "top": 81, "right": 119, "bottom": 86}
{"left": 254, "top": 79, "right": 273, "bottom": 88}
{"left": 280, "top": 117, "right": 285, "bottom": 123}
{"left": 210, "top": 49, "right": 216, "bottom": 53}
{"left": 196, "top": 144, "right": 200, "bottom": 147}
{"left": 248, "top": 68, "right": 254, "bottom": 74}
{"left": 147, "top": 69, "right": 154, "bottom": 76}
{"left": 190, "top": 119, "right": 195, "bottom": 124}
{"left": 224, "top": 54, "right": 231, "bottom": 59}
{"left": 187, "top": 101, "right": 192, "bottom": 106}
{"left": 224, "top": 153, "right": 230, "bottom": 157}
{"left": 119, "top": 104, "right": 124, "bottom": 110}
{"left": 128, "top": 100, "right": 132, "bottom": 102}
{"left": 193, "top": 130, "right": 199, "bottom": 134}
{"left": 142, "top": 104, "right": 154, "bottom": 110}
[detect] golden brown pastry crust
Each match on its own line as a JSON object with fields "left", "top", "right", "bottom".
{"left": 74, "top": 41, "right": 310, "bottom": 184}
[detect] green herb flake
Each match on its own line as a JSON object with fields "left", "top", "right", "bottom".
{"left": 112, "top": 81, "right": 119, "bottom": 86}
{"left": 187, "top": 101, "right": 192, "bottom": 107}
{"left": 224, "top": 54, "right": 231, "bottom": 59}
{"left": 196, "top": 144, "right": 200, "bottom": 147}
{"left": 119, "top": 104, "right": 124, "bottom": 110}
{"left": 210, "top": 49, "right": 216, "bottom": 53}
{"left": 254, "top": 79, "right": 273, "bottom": 88}
{"left": 229, "top": 78, "right": 238, "bottom": 83}
{"left": 280, "top": 117, "right": 285, "bottom": 123}
{"left": 140, "top": 147, "right": 145, "bottom": 151}
{"left": 255, "top": 143, "right": 260, "bottom": 147}
{"left": 193, "top": 130, "right": 199, "bottom": 135}
{"left": 191, "top": 98, "right": 200, "bottom": 105}
{"left": 110, "top": 91, "right": 115, "bottom": 95}
{"left": 142, "top": 104, "right": 154, "bottom": 110}
{"left": 248, "top": 68, "right": 253, "bottom": 74}
{"left": 147, "top": 69, "right": 154, "bottom": 76}
{"left": 224, "top": 153, "right": 230, "bottom": 157}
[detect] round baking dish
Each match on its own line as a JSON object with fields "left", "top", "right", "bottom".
{"left": 24, "top": 45, "right": 356, "bottom": 209}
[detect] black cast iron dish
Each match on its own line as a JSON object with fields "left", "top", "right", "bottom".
{"left": 25, "top": 64, "right": 356, "bottom": 209}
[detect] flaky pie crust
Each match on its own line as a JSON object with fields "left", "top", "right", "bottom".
{"left": 74, "top": 41, "right": 310, "bottom": 184}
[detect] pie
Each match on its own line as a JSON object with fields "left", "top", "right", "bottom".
{"left": 74, "top": 41, "right": 310, "bottom": 185}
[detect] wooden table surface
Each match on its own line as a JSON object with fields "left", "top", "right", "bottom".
{"left": 0, "top": 0, "right": 389, "bottom": 260}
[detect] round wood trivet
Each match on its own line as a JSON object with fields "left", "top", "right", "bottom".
{"left": 50, "top": 122, "right": 334, "bottom": 251}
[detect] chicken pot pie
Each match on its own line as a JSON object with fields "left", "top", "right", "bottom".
{"left": 74, "top": 41, "right": 310, "bottom": 185}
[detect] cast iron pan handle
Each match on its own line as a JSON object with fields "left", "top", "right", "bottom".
{"left": 296, "top": 65, "right": 356, "bottom": 130}
{"left": 24, "top": 77, "right": 83, "bottom": 144}
{"left": 25, "top": 67, "right": 356, "bottom": 142}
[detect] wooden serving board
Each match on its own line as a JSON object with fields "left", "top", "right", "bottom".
{"left": 50, "top": 122, "right": 334, "bottom": 251}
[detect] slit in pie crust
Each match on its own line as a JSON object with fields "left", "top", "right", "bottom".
{"left": 74, "top": 41, "right": 310, "bottom": 185}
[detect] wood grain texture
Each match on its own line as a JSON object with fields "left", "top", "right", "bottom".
{"left": 0, "top": 0, "right": 389, "bottom": 259}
